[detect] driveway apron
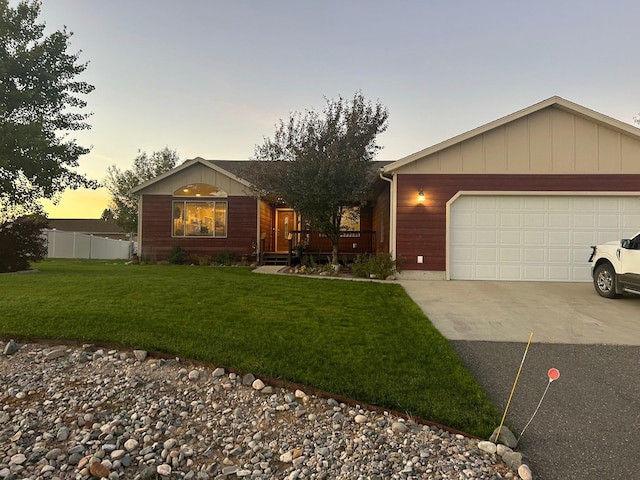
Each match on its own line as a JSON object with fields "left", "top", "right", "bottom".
{"left": 399, "top": 279, "right": 640, "bottom": 480}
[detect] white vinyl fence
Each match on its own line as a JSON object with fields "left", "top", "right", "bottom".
{"left": 43, "top": 229, "right": 134, "bottom": 260}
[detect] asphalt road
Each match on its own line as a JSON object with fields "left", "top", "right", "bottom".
{"left": 451, "top": 341, "right": 640, "bottom": 480}
{"left": 398, "top": 280, "right": 640, "bottom": 480}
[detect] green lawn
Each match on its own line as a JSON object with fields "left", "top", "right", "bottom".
{"left": 0, "top": 260, "right": 500, "bottom": 437}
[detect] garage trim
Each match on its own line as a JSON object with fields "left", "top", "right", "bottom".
{"left": 445, "top": 191, "right": 640, "bottom": 280}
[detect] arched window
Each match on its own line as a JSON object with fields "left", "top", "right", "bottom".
{"left": 173, "top": 183, "right": 227, "bottom": 197}
{"left": 172, "top": 184, "right": 227, "bottom": 237}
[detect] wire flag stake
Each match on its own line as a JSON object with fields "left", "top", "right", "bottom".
{"left": 516, "top": 367, "right": 560, "bottom": 447}
{"left": 495, "top": 332, "right": 534, "bottom": 443}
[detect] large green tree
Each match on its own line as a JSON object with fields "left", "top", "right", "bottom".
{"left": 104, "top": 148, "right": 179, "bottom": 233}
{"left": 0, "top": 0, "right": 96, "bottom": 220}
{"left": 249, "top": 92, "right": 389, "bottom": 264}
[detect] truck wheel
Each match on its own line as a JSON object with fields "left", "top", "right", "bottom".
{"left": 594, "top": 263, "right": 619, "bottom": 298}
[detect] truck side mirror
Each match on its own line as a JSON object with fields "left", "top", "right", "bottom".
{"left": 621, "top": 239, "right": 631, "bottom": 249}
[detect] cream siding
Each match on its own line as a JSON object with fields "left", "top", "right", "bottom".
{"left": 392, "top": 105, "right": 640, "bottom": 175}
{"left": 551, "top": 109, "right": 575, "bottom": 172}
{"left": 575, "top": 116, "right": 598, "bottom": 172}
{"left": 622, "top": 135, "right": 640, "bottom": 171}
{"left": 136, "top": 163, "right": 250, "bottom": 196}
{"left": 461, "top": 135, "right": 484, "bottom": 172}
{"left": 484, "top": 126, "right": 507, "bottom": 171}
{"left": 506, "top": 117, "right": 529, "bottom": 172}
{"left": 528, "top": 110, "right": 551, "bottom": 172}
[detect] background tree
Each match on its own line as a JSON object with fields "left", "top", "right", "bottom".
{"left": 0, "top": 0, "right": 96, "bottom": 221}
{"left": 100, "top": 208, "right": 114, "bottom": 222}
{"left": 249, "top": 92, "right": 389, "bottom": 264}
{"left": 104, "top": 148, "right": 179, "bottom": 233}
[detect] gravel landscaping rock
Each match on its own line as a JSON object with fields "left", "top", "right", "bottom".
{"left": 0, "top": 341, "right": 519, "bottom": 479}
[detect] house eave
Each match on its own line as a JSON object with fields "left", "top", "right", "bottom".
{"left": 130, "top": 158, "right": 254, "bottom": 195}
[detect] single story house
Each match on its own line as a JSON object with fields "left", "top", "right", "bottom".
{"left": 133, "top": 96, "right": 640, "bottom": 281}
{"left": 131, "top": 159, "right": 391, "bottom": 264}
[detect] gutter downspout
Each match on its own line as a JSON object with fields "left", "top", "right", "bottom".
{"left": 379, "top": 170, "right": 396, "bottom": 260}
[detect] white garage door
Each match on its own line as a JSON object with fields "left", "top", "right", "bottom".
{"left": 450, "top": 195, "right": 640, "bottom": 281}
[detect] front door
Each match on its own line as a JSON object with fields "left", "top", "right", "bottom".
{"left": 275, "top": 209, "right": 296, "bottom": 252}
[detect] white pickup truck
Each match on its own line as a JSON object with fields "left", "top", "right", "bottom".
{"left": 589, "top": 231, "right": 640, "bottom": 298}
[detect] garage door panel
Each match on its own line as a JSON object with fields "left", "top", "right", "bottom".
{"left": 477, "top": 213, "right": 498, "bottom": 226}
{"left": 574, "top": 214, "right": 596, "bottom": 228}
{"left": 548, "top": 266, "right": 571, "bottom": 279}
{"left": 523, "top": 265, "right": 545, "bottom": 280}
{"left": 454, "top": 246, "right": 473, "bottom": 261}
{"left": 548, "top": 231, "right": 570, "bottom": 246}
{"left": 524, "top": 213, "right": 545, "bottom": 227}
{"left": 476, "top": 230, "right": 498, "bottom": 244}
{"left": 597, "top": 214, "right": 620, "bottom": 228}
{"left": 524, "top": 248, "right": 545, "bottom": 262}
{"left": 451, "top": 228, "right": 473, "bottom": 244}
{"left": 596, "top": 231, "right": 622, "bottom": 244}
{"left": 524, "top": 197, "right": 545, "bottom": 209}
{"left": 572, "top": 248, "right": 592, "bottom": 262}
{"left": 451, "top": 212, "right": 473, "bottom": 227}
{"left": 598, "top": 198, "right": 622, "bottom": 210}
{"left": 476, "top": 247, "right": 498, "bottom": 261}
{"left": 475, "top": 264, "right": 498, "bottom": 279}
{"left": 623, "top": 214, "right": 640, "bottom": 228}
{"left": 573, "top": 265, "right": 591, "bottom": 279}
{"left": 450, "top": 195, "right": 640, "bottom": 281}
{"left": 548, "top": 248, "right": 571, "bottom": 263}
{"left": 501, "top": 230, "right": 521, "bottom": 244}
{"left": 523, "top": 230, "right": 545, "bottom": 245}
{"left": 499, "top": 197, "right": 522, "bottom": 209}
{"left": 573, "top": 231, "right": 596, "bottom": 246}
{"left": 499, "top": 265, "right": 522, "bottom": 280}
{"left": 549, "top": 213, "right": 571, "bottom": 227}
{"left": 500, "top": 248, "right": 521, "bottom": 261}
{"left": 476, "top": 197, "right": 498, "bottom": 208}
{"left": 451, "top": 264, "right": 473, "bottom": 278}
{"left": 549, "top": 197, "right": 571, "bottom": 210}
{"left": 573, "top": 198, "right": 597, "bottom": 210}
{"left": 500, "top": 213, "right": 522, "bottom": 226}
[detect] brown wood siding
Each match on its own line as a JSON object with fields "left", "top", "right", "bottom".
{"left": 397, "top": 174, "right": 640, "bottom": 271}
{"left": 259, "top": 199, "right": 273, "bottom": 252}
{"left": 372, "top": 189, "right": 390, "bottom": 255}
{"left": 140, "top": 195, "right": 258, "bottom": 261}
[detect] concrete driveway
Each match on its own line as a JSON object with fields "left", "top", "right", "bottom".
{"left": 398, "top": 279, "right": 640, "bottom": 480}
{"left": 399, "top": 280, "right": 640, "bottom": 345}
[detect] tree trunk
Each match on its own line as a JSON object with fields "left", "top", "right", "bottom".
{"left": 331, "top": 242, "right": 339, "bottom": 265}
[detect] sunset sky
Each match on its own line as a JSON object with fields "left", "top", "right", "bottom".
{"left": 35, "top": 0, "right": 640, "bottom": 218}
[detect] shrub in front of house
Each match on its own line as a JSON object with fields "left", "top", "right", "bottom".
{"left": 0, "top": 216, "right": 48, "bottom": 273}
{"left": 167, "top": 245, "right": 189, "bottom": 264}
{"left": 214, "top": 250, "right": 236, "bottom": 266}
{"left": 352, "top": 253, "right": 399, "bottom": 279}
{"left": 197, "top": 255, "right": 212, "bottom": 266}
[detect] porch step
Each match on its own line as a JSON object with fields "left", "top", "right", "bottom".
{"left": 262, "top": 253, "right": 290, "bottom": 266}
